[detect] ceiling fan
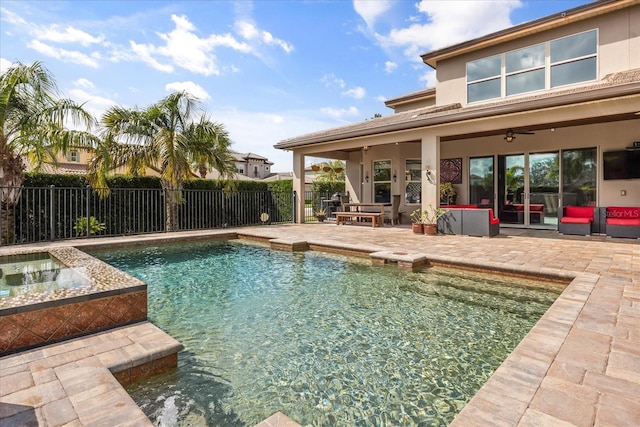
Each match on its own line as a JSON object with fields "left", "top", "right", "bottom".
{"left": 504, "top": 128, "right": 535, "bottom": 143}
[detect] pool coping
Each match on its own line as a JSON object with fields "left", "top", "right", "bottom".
{"left": 0, "top": 226, "right": 638, "bottom": 426}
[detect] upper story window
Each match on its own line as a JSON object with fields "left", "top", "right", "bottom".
{"left": 467, "top": 54, "right": 501, "bottom": 102}
{"left": 466, "top": 29, "right": 597, "bottom": 103}
{"left": 550, "top": 30, "right": 597, "bottom": 87}
{"left": 67, "top": 151, "right": 79, "bottom": 162}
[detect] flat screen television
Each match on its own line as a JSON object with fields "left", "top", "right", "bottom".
{"left": 603, "top": 150, "right": 640, "bottom": 180}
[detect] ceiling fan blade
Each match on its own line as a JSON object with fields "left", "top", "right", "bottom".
{"left": 514, "top": 130, "right": 535, "bottom": 135}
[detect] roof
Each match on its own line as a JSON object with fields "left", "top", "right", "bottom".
{"left": 421, "top": 0, "right": 633, "bottom": 68}
{"left": 232, "top": 151, "right": 273, "bottom": 164}
{"left": 384, "top": 87, "right": 436, "bottom": 109}
{"left": 38, "top": 162, "right": 88, "bottom": 175}
{"left": 274, "top": 68, "right": 640, "bottom": 149}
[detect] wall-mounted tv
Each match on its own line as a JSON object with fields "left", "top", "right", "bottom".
{"left": 603, "top": 150, "right": 640, "bottom": 180}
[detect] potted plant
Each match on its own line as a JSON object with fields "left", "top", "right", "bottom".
{"left": 440, "top": 182, "right": 457, "bottom": 205}
{"left": 315, "top": 208, "right": 327, "bottom": 222}
{"left": 421, "top": 204, "right": 448, "bottom": 235}
{"left": 410, "top": 208, "right": 425, "bottom": 234}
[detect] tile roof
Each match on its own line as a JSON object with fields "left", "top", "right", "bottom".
{"left": 275, "top": 68, "right": 640, "bottom": 149}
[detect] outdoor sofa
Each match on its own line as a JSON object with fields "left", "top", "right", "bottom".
{"left": 438, "top": 205, "right": 500, "bottom": 237}
{"left": 558, "top": 206, "right": 595, "bottom": 236}
{"left": 605, "top": 206, "right": 640, "bottom": 239}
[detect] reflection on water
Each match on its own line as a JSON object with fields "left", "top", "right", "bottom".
{"left": 0, "top": 253, "right": 90, "bottom": 298}
{"left": 93, "top": 241, "right": 563, "bottom": 427}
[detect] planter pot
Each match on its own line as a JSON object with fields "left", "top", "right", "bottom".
{"left": 423, "top": 223, "right": 437, "bottom": 235}
{"left": 317, "top": 216, "right": 326, "bottom": 222}
{"left": 412, "top": 223, "right": 424, "bottom": 234}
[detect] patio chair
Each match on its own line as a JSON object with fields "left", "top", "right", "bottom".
{"left": 388, "top": 194, "right": 402, "bottom": 225}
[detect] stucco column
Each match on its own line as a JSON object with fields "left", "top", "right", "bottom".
{"left": 421, "top": 135, "right": 440, "bottom": 210}
{"left": 292, "top": 151, "right": 306, "bottom": 223}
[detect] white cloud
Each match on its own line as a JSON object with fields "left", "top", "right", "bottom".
{"left": 321, "top": 73, "right": 346, "bottom": 89}
{"left": 74, "top": 78, "right": 94, "bottom": 89}
{"left": 342, "top": 86, "right": 366, "bottom": 99}
{"left": 0, "top": 7, "right": 27, "bottom": 25}
{"left": 419, "top": 69, "right": 437, "bottom": 88}
{"left": 320, "top": 106, "right": 359, "bottom": 119}
{"left": 67, "top": 88, "right": 117, "bottom": 119}
{"left": 0, "top": 57, "right": 12, "bottom": 73}
{"left": 353, "top": 0, "right": 393, "bottom": 29}
{"left": 384, "top": 61, "right": 397, "bottom": 74}
{"left": 376, "top": 0, "right": 521, "bottom": 61}
{"left": 165, "top": 81, "right": 210, "bottom": 101}
{"left": 375, "top": 95, "right": 387, "bottom": 103}
{"left": 33, "top": 25, "right": 104, "bottom": 46}
{"left": 129, "top": 41, "right": 174, "bottom": 73}
{"left": 235, "top": 21, "right": 293, "bottom": 53}
{"left": 27, "top": 40, "right": 99, "bottom": 68}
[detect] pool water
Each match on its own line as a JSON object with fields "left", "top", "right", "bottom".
{"left": 92, "top": 240, "right": 563, "bottom": 426}
{"left": 0, "top": 253, "right": 90, "bottom": 299}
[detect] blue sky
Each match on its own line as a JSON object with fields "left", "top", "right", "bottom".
{"left": 1, "top": 0, "right": 591, "bottom": 172}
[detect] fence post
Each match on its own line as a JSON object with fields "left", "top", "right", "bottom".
{"left": 293, "top": 191, "right": 297, "bottom": 223}
{"left": 49, "top": 185, "right": 55, "bottom": 241}
{"left": 86, "top": 185, "right": 91, "bottom": 237}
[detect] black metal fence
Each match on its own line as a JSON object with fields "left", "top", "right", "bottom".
{"left": 1, "top": 186, "right": 294, "bottom": 245}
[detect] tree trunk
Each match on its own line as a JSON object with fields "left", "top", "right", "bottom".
{"left": 163, "top": 183, "right": 181, "bottom": 232}
{"left": 1, "top": 138, "right": 26, "bottom": 244}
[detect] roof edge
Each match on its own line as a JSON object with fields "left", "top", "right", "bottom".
{"left": 421, "top": 0, "right": 633, "bottom": 68}
{"left": 274, "top": 81, "right": 640, "bottom": 149}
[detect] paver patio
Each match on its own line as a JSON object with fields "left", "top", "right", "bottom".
{"left": 1, "top": 223, "right": 638, "bottom": 426}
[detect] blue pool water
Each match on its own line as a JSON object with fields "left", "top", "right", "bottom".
{"left": 92, "top": 240, "right": 562, "bottom": 426}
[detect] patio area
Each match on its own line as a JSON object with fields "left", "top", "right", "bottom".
{"left": 1, "top": 223, "right": 638, "bottom": 426}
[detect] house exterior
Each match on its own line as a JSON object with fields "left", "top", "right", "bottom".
{"left": 275, "top": 0, "right": 640, "bottom": 230}
{"left": 32, "top": 149, "right": 278, "bottom": 182}
{"left": 232, "top": 152, "right": 274, "bottom": 179}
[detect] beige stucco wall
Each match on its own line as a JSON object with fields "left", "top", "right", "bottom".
{"left": 435, "top": 5, "right": 640, "bottom": 107}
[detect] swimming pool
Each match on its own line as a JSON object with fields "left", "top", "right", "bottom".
{"left": 92, "top": 240, "right": 563, "bottom": 426}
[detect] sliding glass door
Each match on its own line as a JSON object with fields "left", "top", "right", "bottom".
{"left": 529, "top": 152, "right": 559, "bottom": 227}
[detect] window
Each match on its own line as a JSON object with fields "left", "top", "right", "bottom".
{"left": 67, "top": 151, "right": 79, "bottom": 162}
{"left": 404, "top": 159, "right": 421, "bottom": 204}
{"left": 373, "top": 160, "right": 391, "bottom": 204}
{"left": 562, "top": 148, "right": 596, "bottom": 206}
{"left": 550, "top": 30, "right": 597, "bottom": 88}
{"left": 466, "top": 29, "right": 597, "bottom": 102}
{"left": 506, "top": 43, "right": 545, "bottom": 96}
{"left": 469, "top": 157, "right": 494, "bottom": 208}
{"left": 467, "top": 55, "right": 501, "bottom": 103}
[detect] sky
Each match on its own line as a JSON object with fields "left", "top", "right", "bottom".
{"left": 1, "top": 0, "right": 592, "bottom": 173}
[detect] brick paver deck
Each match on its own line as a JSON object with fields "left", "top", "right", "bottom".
{"left": 1, "top": 224, "right": 638, "bottom": 426}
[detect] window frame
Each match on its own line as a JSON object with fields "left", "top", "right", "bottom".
{"left": 404, "top": 159, "right": 422, "bottom": 205}
{"left": 466, "top": 29, "right": 598, "bottom": 103}
{"left": 373, "top": 159, "right": 392, "bottom": 204}
{"left": 67, "top": 151, "right": 79, "bottom": 162}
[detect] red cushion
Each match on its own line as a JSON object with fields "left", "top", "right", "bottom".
{"left": 607, "top": 207, "right": 640, "bottom": 220}
{"left": 565, "top": 206, "right": 594, "bottom": 220}
{"left": 530, "top": 204, "right": 544, "bottom": 212}
{"left": 607, "top": 218, "right": 640, "bottom": 226}
{"left": 561, "top": 217, "right": 592, "bottom": 224}
{"left": 489, "top": 209, "right": 500, "bottom": 224}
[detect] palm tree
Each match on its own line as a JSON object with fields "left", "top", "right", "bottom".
{"left": 88, "top": 91, "right": 236, "bottom": 232}
{"left": 0, "top": 61, "right": 96, "bottom": 242}
{"left": 314, "top": 160, "right": 345, "bottom": 183}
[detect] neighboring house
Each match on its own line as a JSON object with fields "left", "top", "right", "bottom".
{"left": 276, "top": 0, "right": 640, "bottom": 228}
{"left": 33, "top": 149, "right": 279, "bottom": 182}
{"left": 232, "top": 152, "right": 273, "bottom": 179}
